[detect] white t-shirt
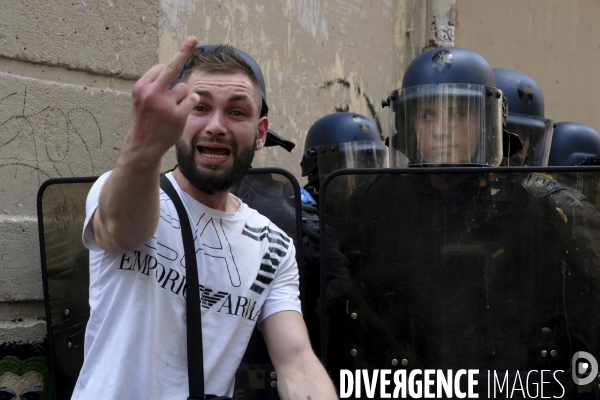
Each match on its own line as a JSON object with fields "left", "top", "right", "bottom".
{"left": 71, "top": 172, "right": 302, "bottom": 399}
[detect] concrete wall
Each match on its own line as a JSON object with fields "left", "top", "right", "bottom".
{"left": 0, "top": 0, "right": 160, "bottom": 395}
{"left": 455, "top": 0, "right": 600, "bottom": 131}
{"left": 0, "top": 0, "right": 414, "bottom": 395}
{"left": 158, "top": 0, "right": 412, "bottom": 178}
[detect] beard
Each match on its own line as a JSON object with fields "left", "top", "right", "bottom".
{"left": 175, "top": 135, "right": 255, "bottom": 195}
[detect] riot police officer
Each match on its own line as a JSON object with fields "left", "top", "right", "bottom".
{"left": 385, "top": 47, "right": 522, "bottom": 168}
{"left": 549, "top": 122, "right": 600, "bottom": 166}
{"left": 299, "top": 112, "right": 387, "bottom": 355}
{"left": 548, "top": 122, "right": 600, "bottom": 214}
{"left": 322, "top": 47, "right": 600, "bottom": 398}
{"left": 493, "top": 68, "right": 554, "bottom": 166}
{"left": 300, "top": 112, "right": 387, "bottom": 196}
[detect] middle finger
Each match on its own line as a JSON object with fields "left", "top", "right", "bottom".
{"left": 156, "top": 35, "right": 198, "bottom": 87}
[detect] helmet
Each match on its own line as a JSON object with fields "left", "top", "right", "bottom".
{"left": 548, "top": 122, "right": 600, "bottom": 166}
{"left": 300, "top": 112, "right": 387, "bottom": 188}
{"left": 493, "top": 68, "right": 554, "bottom": 166}
{"left": 403, "top": 47, "right": 496, "bottom": 89}
{"left": 385, "top": 47, "right": 521, "bottom": 167}
{"left": 172, "top": 45, "right": 295, "bottom": 152}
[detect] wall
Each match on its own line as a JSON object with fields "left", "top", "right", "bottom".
{"left": 0, "top": 0, "right": 160, "bottom": 396}
{"left": 455, "top": 0, "right": 600, "bottom": 131}
{"left": 0, "top": 0, "right": 413, "bottom": 395}
{"left": 158, "top": 0, "right": 412, "bottom": 178}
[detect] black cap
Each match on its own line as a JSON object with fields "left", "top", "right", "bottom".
{"left": 172, "top": 45, "right": 295, "bottom": 152}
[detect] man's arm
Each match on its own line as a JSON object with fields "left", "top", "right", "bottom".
{"left": 93, "top": 36, "right": 200, "bottom": 253}
{"left": 261, "top": 311, "right": 338, "bottom": 400}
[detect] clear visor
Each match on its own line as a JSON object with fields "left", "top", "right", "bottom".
{"left": 502, "top": 114, "right": 554, "bottom": 166}
{"left": 388, "top": 84, "right": 503, "bottom": 167}
{"left": 316, "top": 141, "right": 388, "bottom": 183}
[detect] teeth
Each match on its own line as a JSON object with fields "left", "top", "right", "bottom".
{"left": 201, "top": 153, "right": 227, "bottom": 159}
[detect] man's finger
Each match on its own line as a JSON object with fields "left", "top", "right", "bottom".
{"left": 157, "top": 35, "right": 198, "bottom": 87}
{"left": 137, "top": 64, "right": 165, "bottom": 86}
{"left": 169, "top": 82, "right": 191, "bottom": 103}
{"left": 178, "top": 93, "right": 201, "bottom": 117}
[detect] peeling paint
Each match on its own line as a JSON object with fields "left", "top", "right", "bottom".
{"left": 155, "top": 0, "right": 400, "bottom": 174}
{"left": 395, "top": 0, "right": 408, "bottom": 89}
{"left": 255, "top": 4, "right": 265, "bottom": 18}
{"left": 283, "top": 0, "right": 329, "bottom": 42}
{"left": 236, "top": 3, "right": 249, "bottom": 22}
{"left": 333, "top": 0, "right": 364, "bottom": 36}
{"left": 158, "top": 29, "right": 180, "bottom": 65}
{"left": 159, "top": 0, "right": 196, "bottom": 42}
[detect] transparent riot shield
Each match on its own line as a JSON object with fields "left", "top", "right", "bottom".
{"left": 37, "top": 177, "right": 96, "bottom": 400}
{"left": 231, "top": 168, "right": 303, "bottom": 399}
{"left": 320, "top": 167, "right": 600, "bottom": 399}
{"left": 38, "top": 168, "right": 302, "bottom": 400}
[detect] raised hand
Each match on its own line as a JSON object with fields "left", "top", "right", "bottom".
{"left": 94, "top": 36, "right": 201, "bottom": 254}
{"left": 124, "top": 35, "right": 200, "bottom": 162}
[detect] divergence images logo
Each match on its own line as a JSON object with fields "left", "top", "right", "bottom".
{"left": 572, "top": 351, "right": 598, "bottom": 386}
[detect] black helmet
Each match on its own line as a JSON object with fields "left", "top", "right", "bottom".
{"left": 300, "top": 112, "right": 386, "bottom": 187}
{"left": 385, "top": 47, "right": 521, "bottom": 167}
{"left": 172, "top": 45, "right": 295, "bottom": 152}
{"left": 548, "top": 122, "right": 600, "bottom": 166}
{"left": 493, "top": 68, "right": 554, "bottom": 166}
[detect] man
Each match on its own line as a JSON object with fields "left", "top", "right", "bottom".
{"left": 548, "top": 121, "right": 600, "bottom": 217}
{"left": 493, "top": 68, "right": 554, "bottom": 166}
{"left": 300, "top": 112, "right": 387, "bottom": 197}
{"left": 298, "top": 112, "right": 387, "bottom": 356}
{"left": 548, "top": 122, "right": 600, "bottom": 166}
{"left": 72, "top": 36, "right": 337, "bottom": 399}
{"left": 387, "top": 47, "right": 509, "bottom": 168}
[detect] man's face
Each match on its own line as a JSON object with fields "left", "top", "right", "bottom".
{"left": 176, "top": 71, "right": 267, "bottom": 194}
{"left": 413, "top": 98, "right": 481, "bottom": 165}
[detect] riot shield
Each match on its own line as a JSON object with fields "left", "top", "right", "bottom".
{"left": 38, "top": 168, "right": 303, "bottom": 400}
{"left": 230, "top": 168, "right": 303, "bottom": 399}
{"left": 320, "top": 167, "right": 600, "bottom": 399}
{"left": 37, "top": 177, "right": 96, "bottom": 400}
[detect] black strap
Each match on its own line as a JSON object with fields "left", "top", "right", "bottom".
{"left": 159, "top": 175, "right": 205, "bottom": 399}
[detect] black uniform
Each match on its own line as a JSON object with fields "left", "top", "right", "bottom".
{"left": 323, "top": 170, "right": 600, "bottom": 397}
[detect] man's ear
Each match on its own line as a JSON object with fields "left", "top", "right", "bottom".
{"left": 255, "top": 116, "right": 269, "bottom": 150}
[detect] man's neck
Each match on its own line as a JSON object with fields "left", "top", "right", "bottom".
{"left": 172, "top": 168, "right": 240, "bottom": 213}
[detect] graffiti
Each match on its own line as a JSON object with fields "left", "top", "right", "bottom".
{"left": 319, "top": 78, "right": 383, "bottom": 138}
{"left": 0, "top": 343, "right": 51, "bottom": 400}
{"left": 0, "top": 87, "right": 115, "bottom": 213}
{"left": 0, "top": 87, "right": 106, "bottom": 185}
{"left": 427, "top": 16, "right": 455, "bottom": 49}
{"left": 283, "top": 0, "right": 329, "bottom": 41}
{"left": 435, "top": 25, "right": 455, "bottom": 44}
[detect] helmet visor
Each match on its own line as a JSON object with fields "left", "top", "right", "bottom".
{"left": 502, "top": 114, "right": 554, "bottom": 166}
{"left": 389, "top": 84, "right": 503, "bottom": 167}
{"left": 316, "top": 140, "right": 388, "bottom": 182}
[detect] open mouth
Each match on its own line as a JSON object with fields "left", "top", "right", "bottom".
{"left": 198, "top": 145, "right": 231, "bottom": 160}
